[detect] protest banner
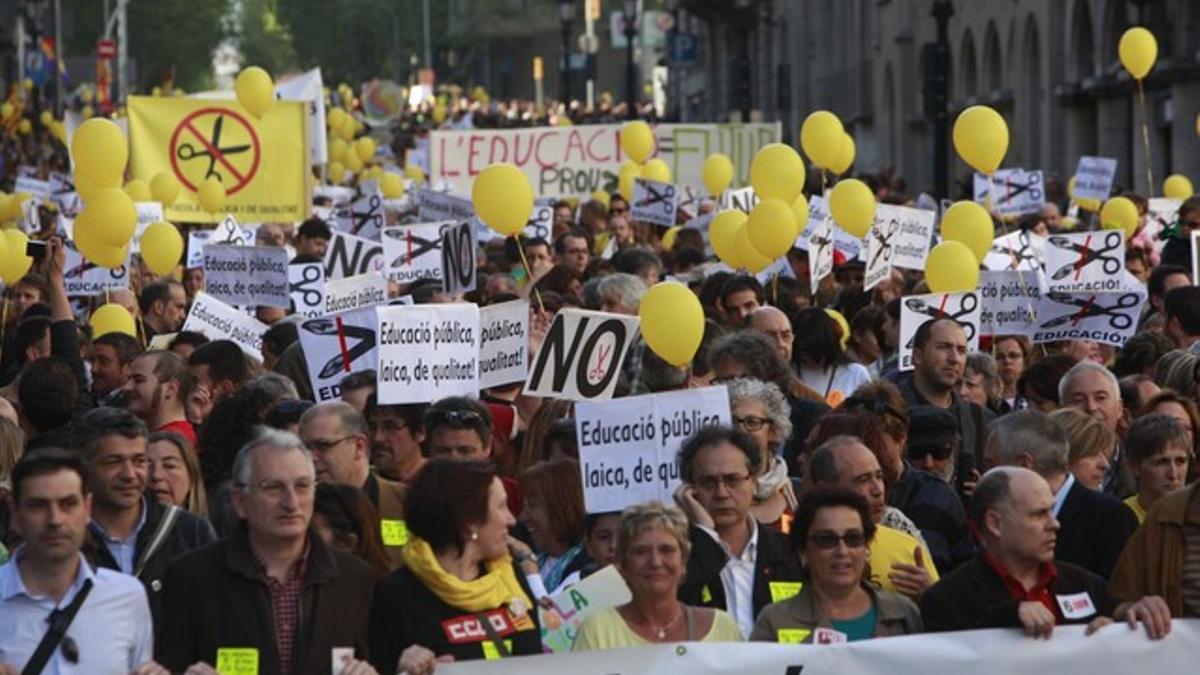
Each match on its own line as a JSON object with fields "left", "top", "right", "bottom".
{"left": 1146, "top": 197, "right": 1181, "bottom": 243}
{"left": 181, "top": 292, "right": 268, "bottom": 360}
{"left": 18, "top": 198, "right": 40, "bottom": 234}
{"left": 537, "top": 566, "right": 631, "bottom": 654}
{"left": 1031, "top": 287, "right": 1146, "bottom": 347}
{"left": 525, "top": 309, "right": 641, "bottom": 401}
{"left": 334, "top": 191, "right": 385, "bottom": 241}
{"left": 576, "top": 386, "right": 730, "bottom": 513}
{"left": 440, "top": 220, "right": 477, "bottom": 295}
{"left": 127, "top": 96, "right": 311, "bottom": 223}
{"left": 377, "top": 303, "right": 481, "bottom": 404}
{"left": 1073, "top": 156, "right": 1117, "bottom": 201}
{"left": 15, "top": 175, "right": 51, "bottom": 204}
{"left": 719, "top": 186, "right": 758, "bottom": 213}
{"left": 440, "top": 622, "right": 1200, "bottom": 675}
{"left": 417, "top": 189, "right": 475, "bottom": 223}
{"left": 315, "top": 184, "right": 356, "bottom": 207}
{"left": 899, "top": 292, "right": 981, "bottom": 370}
{"left": 479, "top": 300, "right": 529, "bottom": 389}
{"left": 325, "top": 230, "right": 385, "bottom": 280}
{"left": 63, "top": 241, "right": 130, "bottom": 297}
{"left": 978, "top": 270, "right": 1042, "bottom": 337}
{"left": 875, "top": 203, "right": 934, "bottom": 271}
{"left": 524, "top": 200, "right": 555, "bottom": 241}
{"left": 863, "top": 217, "right": 895, "bottom": 291}
{"left": 203, "top": 245, "right": 290, "bottom": 307}
{"left": 186, "top": 215, "right": 256, "bottom": 268}
{"left": 808, "top": 217, "right": 835, "bottom": 290}
{"left": 274, "top": 67, "right": 327, "bottom": 164}
{"left": 983, "top": 230, "right": 1044, "bottom": 272}
{"left": 429, "top": 123, "right": 780, "bottom": 198}
{"left": 323, "top": 271, "right": 388, "bottom": 315}
{"left": 795, "top": 195, "right": 827, "bottom": 251}
{"left": 289, "top": 262, "right": 325, "bottom": 318}
{"left": 381, "top": 223, "right": 444, "bottom": 283}
{"left": 298, "top": 307, "right": 378, "bottom": 401}
{"left": 128, "top": 201, "right": 164, "bottom": 252}
{"left": 1043, "top": 231, "right": 1126, "bottom": 294}
{"left": 631, "top": 178, "right": 679, "bottom": 227}
{"left": 973, "top": 168, "right": 1045, "bottom": 217}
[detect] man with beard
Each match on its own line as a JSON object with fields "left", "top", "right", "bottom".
{"left": 122, "top": 351, "right": 196, "bottom": 445}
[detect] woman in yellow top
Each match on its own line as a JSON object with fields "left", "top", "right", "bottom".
{"left": 573, "top": 502, "right": 743, "bottom": 649}
{"left": 1123, "top": 414, "right": 1192, "bottom": 523}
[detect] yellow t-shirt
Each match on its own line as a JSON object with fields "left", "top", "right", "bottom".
{"left": 868, "top": 525, "right": 940, "bottom": 594}
{"left": 572, "top": 606, "right": 743, "bottom": 651}
{"left": 1125, "top": 494, "right": 1148, "bottom": 524}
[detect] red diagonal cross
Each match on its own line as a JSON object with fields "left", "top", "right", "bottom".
{"left": 182, "top": 119, "right": 248, "bottom": 185}
{"left": 1073, "top": 235, "right": 1092, "bottom": 282}
{"left": 335, "top": 316, "right": 352, "bottom": 373}
{"left": 1071, "top": 296, "right": 1096, "bottom": 326}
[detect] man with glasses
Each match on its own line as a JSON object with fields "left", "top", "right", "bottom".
{"left": 674, "top": 426, "right": 803, "bottom": 638}
{"left": 156, "top": 429, "right": 378, "bottom": 675}
{"left": 363, "top": 396, "right": 427, "bottom": 485}
{"left": 298, "top": 401, "right": 408, "bottom": 569}
{"left": 748, "top": 306, "right": 794, "bottom": 362}
{"left": 554, "top": 229, "right": 591, "bottom": 276}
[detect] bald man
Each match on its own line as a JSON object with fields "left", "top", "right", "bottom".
{"left": 749, "top": 306, "right": 793, "bottom": 362}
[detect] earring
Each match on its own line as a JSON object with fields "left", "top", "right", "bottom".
{"left": 470, "top": 531, "right": 479, "bottom": 541}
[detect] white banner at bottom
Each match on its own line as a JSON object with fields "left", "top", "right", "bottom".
{"left": 441, "top": 621, "right": 1200, "bottom": 674}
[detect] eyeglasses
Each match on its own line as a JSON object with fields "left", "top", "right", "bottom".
{"left": 908, "top": 444, "right": 954, "bottom": 461}
{"left": 733, "top": 415, "right": 774, "bottom": 432}
{"left": 242, "top": 478, "right": 316, "bottom": 499}
{"left": 693, "top": 472, "right": 752, "bottom": 492}
{"left": 808, "top": 530, "right": 867, "bottom": 550}
{"left": 304, "top": 435, "right": 354, "bottom": 453}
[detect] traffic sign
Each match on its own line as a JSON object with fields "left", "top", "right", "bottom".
{"left": 97, "top": 39, "right": 116, "bottom": 59}
{"left": 669, "top": 33, "right": 699, "bottom": 66}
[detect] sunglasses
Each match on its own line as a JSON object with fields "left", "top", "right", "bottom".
{"left": 908, "top": 444, "right": 954, "bottom": 461}
{"left": 808, "top": 530, "right": 867, "bottom": 550}
{"left": 426, "top": 409, "right": 483, "bottom": 426}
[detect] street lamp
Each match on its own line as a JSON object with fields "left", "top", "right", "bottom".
{"left": 623, "top": 0, "right": 639, "bottom": 119}
{"left": 560, "top": 1, "right": 574, "bottom": 104}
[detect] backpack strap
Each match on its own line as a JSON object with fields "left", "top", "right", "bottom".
{"left": 135, "top": 504, "right": 181, "bottom": 579}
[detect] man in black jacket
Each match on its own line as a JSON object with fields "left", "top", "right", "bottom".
{"left": 73, "top": 406, "right": 215, "bottom": 624}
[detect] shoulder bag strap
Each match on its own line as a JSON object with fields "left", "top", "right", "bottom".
{"left": 134, "top": 504, "right": 181, "bottom": 579}
{"left": 476, "top": 612, "right": 512, "bottom": 658}
{"left": 21, "top": 579, "right": 93, "bottom": 675}
{"left": 684, "top": 605, "right": 696, "bottom": 641}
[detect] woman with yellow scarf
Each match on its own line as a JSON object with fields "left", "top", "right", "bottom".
{"left": 368, "top": 460, "right": 541, "bottom": 674}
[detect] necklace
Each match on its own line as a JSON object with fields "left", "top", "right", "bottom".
{"left": 632, "top": 604, "right": 684, "bottom": 640}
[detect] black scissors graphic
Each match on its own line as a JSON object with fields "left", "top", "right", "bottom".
{"left": 636, "top": 182, "right": 676, "bottom": 214}
{"left": 976, "top": 171, "right": 1043, "bottom": 204}
{"left": 1040, "top": 293, "right": 1141, "bottom": 331}
{"left": 989, "top": 231, "right": 1039, "bottom": 269}
{"left": 302, "top": 317, "right": 376, "bottom": 379}
{"left": 351, "top": 195, "right": 383, "bottom": 236}
{"left": 289, "top": 264, "right": 323, "bottom": 307}
{"left": 175, "top": 115, "right": 252, "bottom": 181}
{"left": 215, "top": 217, "right": 247, "bottom": 245}
{"left": 904, "top": 294, "right": 979, "bottom": 347}
{"left": 1048, "top": 231, "right": 1122, "bottom": 280}
{"left": 525, "top": 207, "right": 552, "bottom": 239}
{"left": 869, "top": 218, "right": 898, "bottom": 268}
{"left": 383, "top": 228, "right": 440, "bottom": 266}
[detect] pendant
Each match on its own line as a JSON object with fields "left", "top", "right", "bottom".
{"left": 657, "top": 628, "right": 666, "bottom": 639}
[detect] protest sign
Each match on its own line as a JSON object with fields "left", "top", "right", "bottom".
{"left": 63, "top": 241, "right": 130, "bottom": 297}
{"left": 429, "top": 122, "right": 781, "bottom": 198}
{"left": 1073, "top": 156, "right": 1117, "bottom": 201}
{"left": 381, "top": 223, "right": 444, "bottom": 283}
{"left": 538, "top": 566, "right": 631, "bottom": 654}
{"left": 875, "top": 203, "right": 935, "bottom": 271}
{"left": 1031, "top": 288, "right": 1145, "bottom": 347}
{"left": 299, "top": 307, "right": 378, "bottom": 401}
{"left": 440, "top": 220, "right": 478, "bottom": 295}
{"left": 128, "top": 97, "right": 310, "bottom": 223}
{"left": 631, "top": 178, "right": 679, "bottom": 227}
{"left": 18, "top": 198, "right": 40, "bottom": 234}
{"left": 203, "top": 245, "right": 290, "bottom": 307}
{"left": 524, "top": 198, "right": 556, "bottom": 241}
{"left": 719, "top": 186, "right": 758, "bottom": 213}
{"left": 315, "top": 184, "right": 356, "bottom": 207}
{"left": 525, "top": 309, "right": 640, "bottom": 401}
{"left": 808, "top": 217, "right": 835, "bottom": 290}
{"left": 417, "top": 189, "right": 475, "bottom": 223}
{"left": 973, "top": 169, "right": 1045, "bottom": 217}
{"left": 1043, "top": 231, "right": 1125, "bottom": 294}
{"left": 899, "top": 292, "right": 981, "bottom": 370}
{"left": 128, "top": 202, "right": 164, "bottom": 252}
{"left": 978, "top": 270, "right": 1042, "bottom": 337}
{"left": 334, "top": 191, "right": 385, "bottom": 241}
{"left": 576, "top": 386, "right": 729, "bottom": 513}
{"left": 186, "top": 215, "right": 255, "bottom": 268}
{"left": 479, "top": 300, "right": 529, "bottom": 389}
{"left": 1146, "top": 197, "right": 1181, "bottom": 243}
{"left": 15, "top": 176, "right": 51, "bottom": 204}
{"left": 274, "top": 67, "right": 327, "bottom": 164}
{"left": 377, "top": 303, "right": 481, "bottom": 404}
{"left": 289, "top": 262, "right": 325, "bottom": 318}
{"left": 983, "top": 230, "right": 1044, "bottom": 272}
{"left": 795, "top": 195, "right": 828, "bottom": 251}
{"left": 325, "top": 230, "right": 385, "bottom": 280}
{"left": 181, "top": 292, "right": 268, "bottom": 359}
{"left": 863, "top": 217, "right": 896, "bottom": 291}
{"left": 324, "top": 272, "right": 388, "bottom": 315}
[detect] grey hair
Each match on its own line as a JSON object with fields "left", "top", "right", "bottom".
{"left": 246, "top": 372, "right": 300, "bottom": 402}
{"left": 985, "top": 410, "right": 1069, "bottom": 476}
{"left": 1058, "top": 360, "right": 1120, "bottom": 406}
{"left": 232, "top": 427, "right": 313, "bottom": 487}
{"left": 723, "top": 377, "right": 793, "bottom": 442}
{"left": 300, "top": 400, "right": 369, "bottom": 437}
{"left": 595, "top": 273, "right": 646, "bottom": 311}
{"left": 965, "top": 352, "right": 1002, "bottom": 401}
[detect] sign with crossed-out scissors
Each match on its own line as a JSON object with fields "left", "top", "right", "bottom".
{"left": 973, "top": 168, "right": 1045, "bottom": 217}
{"left": 875, "top": 203, "right": 935, "bottom": 271}
{"left": 1032, "top": 290, "right": 1146, "bottom": 347}
{"left": 63, "top": 240, "right": 130, "bottom": 297}
{"left": 898, "top": 292, "right": 981, "bottom": 371}
{"left": 289, "top": 262, "right": 326, "bottom": 318}
{"left": 808, "top": 216, "right": 835, "bottom": 291}
{"left": 186, "top": 215, "right": 257, "bottom": 268}
{"left": 334, "top": 190, "right": 385, "bottom": 241}
{"left": 631, "top": 178, "right": 679, "bottom": 227}
{"left": 983, "top": 230, "right": 1045, "bottom": 272}
{"left": 298, "top": 307, "right": 379, "bottom": 402}
{"left": 1043, "top": 230, "right": 1126, "bottom": 294}
{"left": 169, "top": 108, "right": 260, "bottom": 194}
{"left": 381, "top": 222, "right": 445, "bottom": 284}
{"left": 864, "top": 216, "right": 898, "bottom": 292}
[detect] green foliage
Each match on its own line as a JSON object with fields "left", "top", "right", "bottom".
{"left": 238, "top": 0, "right": 299, "bottom": 75}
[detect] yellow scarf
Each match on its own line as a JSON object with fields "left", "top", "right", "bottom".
{"left": 402, "top": 537, "right": 534, "bottom": 629}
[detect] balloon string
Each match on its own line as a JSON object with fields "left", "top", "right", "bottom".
{"left": 514, "top": 236, "right": 545, "bottom": 314}
{"left": 1137, "top": 80, "right": 1154, "bottom": 197}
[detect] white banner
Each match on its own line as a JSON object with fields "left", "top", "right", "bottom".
{"left": 1073, "top": 156, "right": 1117, "bottom": 202}
{"left": 1031, "top": 287, "right": 1146, "bottom": 347}
{"left": 631, "top": 178, "right": 679, "bottom": 227}
{"left": 299, "top": 307, "right": 378, "bottom": 401}
{"left": 525, "top": 309, "right": 640, "bottom": 401}
{"left": 377, "top": 303, "right": 481, "bottom": 404}
{"left": 1043, "top": 231, "right": 1126, "bottom": 294}
{"left": 863, "top": 217, "right": 895, "bottom": 292}
{"left": 381, "top": 223, "right": 444, "bottom": 284}
{"left": 186, "top": 215, "right": 256, "bottom": 268}
{"left": 181, "top": 292, "right": 268, "bottom": 360}
{"left": 479, "top": 300, "right": 530, "bottom": 389}
{"left": 289, "top": 262, "right": 325, "bottom": 318}
{"left": 440, "top": 220, "right": 478, "bottom": 296}
{"left": 719, "top": 186, "right": 758, "bottom": 214}
{"left": 323, "top": 271, "right": 388, "bottom": 315}
{"left": 334, "top": 191, "right": 385, "bottom": 241}
{"left": 983, "top": 230, "right": 1045, "bottom": 272}
{"left": 877, "top": 203, "right": 935, "bottom": 271}
{"left": 203, "top": 245, "right": 290, "bottom": 307}
{"left": 63, "top": 242, "right": 130, "bottom": 297}
{"left": 538, "top": 565, "right": 630, "bottom": 654}
{"left": 15, "top": 175, "right": 51, "bottom": 204}
{"left": 899, "top": 292, "right": 981, "bottom": 371}
{"left": 808, "top": 216, "right": 835, "bottom": 290}
{"left": 978, "top": 270, "right": 1042, "bottom": 337}
{"left": 417, "top": 189, "right": 475, "bottom": 223}
{"left": 974, "top": 168, "right": 1045, "bottom": 217}
{"left": 325, "top": 230, "right": 385, "bottom": 280}
{"left": 275, "top": 67, "right": 327, "bottom": 164}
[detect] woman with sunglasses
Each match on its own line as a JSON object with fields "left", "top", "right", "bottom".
{"left": 750, "top": 488, "right": 922, "bottom": 643}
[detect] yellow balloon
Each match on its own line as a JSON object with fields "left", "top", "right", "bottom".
{"left": 746, "top": 198, "right": 798, "bottom": 260}
{"left": 123, "top": 179, "right": 152, "bottom": 203}
{"left": 197, "top": 177, "right": 226, "bottom": 213}
{"left": 1100, "top": 196, "right": 1139, "bottom": 238}
{"left": 39, "top": 110, "right": 53, "bottom": 126}
{"left": 472, "top": 163, "right": 533, "bottom": 236}
{"left": 639, "top": 281, "right": 704, "bottom": 366}
{"left": 800, "top": 110, "right": 845, "bottom": 169}
{"left": 81, "top": 105, "right": 94, "bottom": 119}
{"left": 591, "top": 189, "right": 611, "bottom": 209}
{"left": 661, "top": 226, "right": 682, "bottom": 252}
{"left": 640, "top": 158, "right": 671, "bottom": 184}
{"left": 327, "top": 107, "right": 347, "bottom": 131}
{"left": 926, "top": 241, "right": 980, "bottom": 293}
{"left": 828, "top": 178, "right": 876, "bottom": 238}
{"left": 710, "top": 210, "right": 747, "bottom": 268}
{"left": 71, "top": 118, "right": 127, "bottom": 187}
{"left": 0, "top": 103, "right": 12, "bottom": 119}
{"left": 336, "top": 118, "right": 355, "bottom": 142}
{"left": 1078, "top": 197, "right": 1102, "bottom": 213}
{"left": 235, "top": 66, "right": 275, "bottom": 118}
{"left": 1164, "top": 174, "right": 1193, "bottom": 199}
{"left": 617, "top": 160, "right": 641, "bottom": 200}
{"left": 953, "top": 105, "right": 1009, "bottom": 174}
{"left": 329, "top": 138, "right": 347, "bottom": 163}
{"left": 354, "top": 137, "right": 377, "bottom": 163}
{"left": 17, "top": 119, "right": 31, "bottom": 135}
{"left": 749, "top": 143, "right": 805, "bottom": 203}
{"left": 89, "top": 303, "right": 137, "bottom": 338}
{"left": 0, "top": 230, "right": 32, "bottom": 285}
{"left": 85, "top": 188, "right": 137, "bottom": 246}
{"left": 344, "top": 152, "right": 364, "bottom": 174}
{"left": 405, "top": 165, "right": 426, "bottom": 185}
{"left": 380, "top": 172, "right": 405, "bottom": 199}
{"left": 140, "top": 221, "right": 184, "bottom": 275}
{"left": 620, "top": 120, "right": 655, "bottom": 164}
{"left": 328, "top": 162, "right": 347, "bottom": 184}
{"left": 791, "top": 194, "right": 810, "bottom": 238}
{"left": 1118, "top": 27, "right": 1157, "bottom": 80}
{"left": 150, "top": 172, "right": 181, "bottom": 205}
{"left": 702, "top": 153, "right": 734, "bottom": 197}
{"left": 940, "top": 201, "right": 994, "bottom": 263}
{"left": 828, "top": 134, "right": 856, "bottom": 175}
{"left": 735, "top": 222, "right": 772, "bottom": 272}
{"left": 74, "top": 217, "right": 129, "bottom": 269}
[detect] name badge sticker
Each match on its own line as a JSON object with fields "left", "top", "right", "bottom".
{"left": 1057, "top": 591, "right": 1097, "bottom": 619}
{"left": 814, "top": 627, "right": 848, "bottom": 644}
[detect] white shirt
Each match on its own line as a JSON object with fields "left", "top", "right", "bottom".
{"left": 699, "top": 519, "right": 759, "bottom": 639}
{"left": 0, "top": 550, "right": 153, "bottom": 674}
{"left": 1051, "top": 473, "right": 1075, "bottom": 519}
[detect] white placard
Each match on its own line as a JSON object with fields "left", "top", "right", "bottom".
{"left": 324, "top": 230, "right": 385, "bottom": 280}
{"left": 973, "top": 168, "right": 1045, "bottom": 217}
{"left": 576, "top": 386, "right": 730, "bottom": 513}
{"left": 899, "top": 292, "right": 981, "bottom": 371}
{"left": 524, "top": 308, "right": 640, "bottom": 401}
{"left": 440, "top": 221, "right": 477, "bottom": 296}
{"left": 978, "top": 270, "right": 1042, "bottom": 337}
{"left": 537, "top": 565, "right": 631, "bottom": 653}
{"left": 181, "top": 292, "right": 269, "bottom": 360}
{"left": 524, "top": 200, "right": 554, "bottom": 241}
{"left": 274, "top": 67, "right": 327, "bottom": 164}
{"left": 631, "top": 178, "right": 679, "bottom": 227}
{"left": 324, "top": 271, "right": 388, "bottom": 315}
{"left": 479, "top": 300, "right": 530, "bottom": 389}
{"left": 377, "top": 303, "right": 481, "bottom": 404}
{"left": 417, "top": 189, "right": 475, "bottom": 223}
{"left": 19, "top": 198, "right": 40, "bottom": 234}
{"left": 1073, "top": 156, "right": 1118, "bottom": 202}
{"left": 299, "top": 307, "right": 378, "bottom": 401}
{"left": 983, "top": 230, "right": 1045, "bottom": 272}
{"left": 381, "top": 223, "right": 444, "bottom": 283}
{"left": 877, "top": 203, "right": 935, "bottom": 271}
{"left": 1043, "top": 231, "right": 1126, "bottom": 294}
{"left": 1147, "top": 198, "right": 1181, "bottom": 246}
{"left": 202, "top": 245, "right": 290, "bottom": 308}
{"left": 808, "top": 217, "right": 835, "bottom": 290}
{"left": 63, "top": 241, "right": 130, "bottom": 297}
{"left": 314, "top": 185, "right": 356, "bottom": 207}
{"left": 129, "top": 202, "right": 164, "bottom": 253}
{"left": 186, "top": 216, "right": 255, "bottom": 268}
{"left": 795, "top": 195, "right": 828, "bottom": 251}
{"left": 289, "top": 262, "right": 325, "bottom": 318}
{"left": 1031, "top": 288, "right": 1145, "bottom": 348}
{"left": 14, "top": 176, "right": 51, "bottom": 204}
{"left": 720, "top": 186, "right": 759, "bottom": 214}
{"left": 333, "top": 191, "right": 384, "bottom": 241}
{"left": 863, "top": 217, "right": 895, "bottom": 291}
